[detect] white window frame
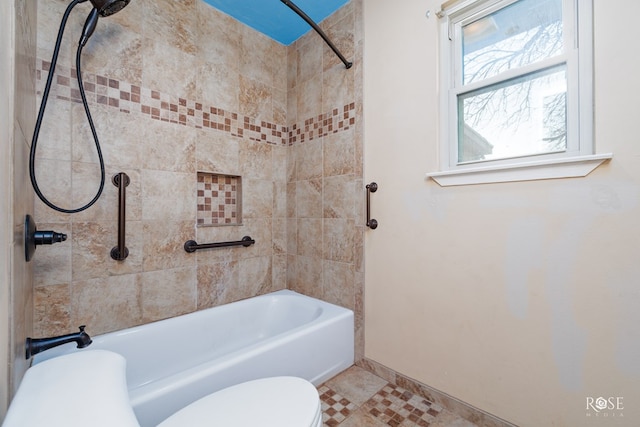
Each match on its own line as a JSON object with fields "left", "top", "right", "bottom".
{"left": 427, "top": 0, "right": 611, "bottom": 186}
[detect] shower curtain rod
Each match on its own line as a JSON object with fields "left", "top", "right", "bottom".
{"left": 280, "top": 0, "right": 353, "bottom": 69}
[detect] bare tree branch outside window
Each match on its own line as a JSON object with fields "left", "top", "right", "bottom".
{"left": 457, "top": 0, "right": 566, "bottom": 163}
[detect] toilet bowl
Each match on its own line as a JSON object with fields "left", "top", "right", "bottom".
{"left": 2, "top": 350, "right": 322, "bottom": 427}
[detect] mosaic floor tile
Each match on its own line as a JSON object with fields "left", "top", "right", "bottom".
{"left": 364, "top": 383, "right": 442, "bottom": 427}
{"left": 319, "top": 384, "right": 358, "bottom": 427}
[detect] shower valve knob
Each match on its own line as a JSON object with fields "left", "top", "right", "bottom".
{"left": 24, "top": 215, "right": 67, "bottom": 262}
{"left": 34, "top": 230, "right": 67, "bottom": 245}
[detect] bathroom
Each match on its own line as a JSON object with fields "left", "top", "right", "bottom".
{"left": 1, "top": 0, "right": 639, "bottom": 425}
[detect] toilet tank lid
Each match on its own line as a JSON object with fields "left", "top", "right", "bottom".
{"left": 3, "top": 350, "right": 139, "bottom": 427}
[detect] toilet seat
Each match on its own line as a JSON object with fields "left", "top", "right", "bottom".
{"left": 158, "top": 376, "right": 322, "bottom": 427}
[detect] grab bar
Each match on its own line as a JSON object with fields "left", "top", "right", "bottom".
{"left": 184, "top": 236, "right": 255, "bottom": 253}
{"left": 366, "top": 182, "right": 378, "bottom": 229}
{"left": 111, "top": 172, "right": 129, "bottom": 261}
{"left": 280, "top": 0, "right": 353, "bottom": 69}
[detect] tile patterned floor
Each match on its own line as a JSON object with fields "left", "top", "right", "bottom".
{"left": 318, "top": 366, "right": 479, "bottom": 427}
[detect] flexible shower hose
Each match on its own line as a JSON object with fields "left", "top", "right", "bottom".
{"left": 30, "top": 0, "right": 106, "bottom": 214}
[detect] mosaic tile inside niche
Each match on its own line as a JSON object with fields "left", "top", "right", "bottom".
{"left": 35, "top": 58, "right": 356, "bottom": 148}
{"left": 197, "top": 172, "right": 242, "bottom": 226}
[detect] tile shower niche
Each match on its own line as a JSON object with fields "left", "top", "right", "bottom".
{"left": 197, "top": 172, "right": 242, "bottom": 226}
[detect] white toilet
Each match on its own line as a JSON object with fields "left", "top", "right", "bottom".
{"left": 2, "top": 350, "right": 322, "bottom": 427}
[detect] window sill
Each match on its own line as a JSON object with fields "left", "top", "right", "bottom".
{"left": 426, "top": 153, "right": 613, "bottom": 187}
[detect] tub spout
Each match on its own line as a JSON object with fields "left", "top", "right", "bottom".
{"left": 25, "top": 325, "right": 92, "bottom": 359}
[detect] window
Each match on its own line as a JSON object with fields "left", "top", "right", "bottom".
{"left": 428, "top": 0, "right": 610, "bottom": 186}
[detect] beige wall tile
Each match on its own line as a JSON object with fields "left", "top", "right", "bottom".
{"left": 196, "top": 130, "right": 240, "bottom": 175}
{"left": 324, "top": 175, "right": 356, "bottom": 219}
{"left": 33, "top": 284, "right": 71, "bottom": 337}
{"left": 239, "top": 140, "right": 273, "bottom": 180}
{"left": 323, "top": 260, "right": 355, "bottom": 310}
{"left": 197, "top": 260, "right": 238, "bottom": 308}
{"left": 71, "top": 274, "right": 143, "bottom": 335}
{"left": 297, "top": 179, "right": 323, "bottom": 218}
{"left": 29, "top": 0, "right": 363, "bottom": 356}
{"left": 33, "top": 222, "right": 72, "bottom": 287}
{"left": 239, "top": 75, "right": 273, "bottom": 122}
{"left": 297, "top": 218, "right": 323, "bottom": 258}
{"left": 323, "top": 218, "right": 355, "bottom": 263}
{"left": 296, "top": 142, "right": 323, "bottom": 180}
{"left": 141, "top": 170, "right": 195, "bottom": 221}
{"left": 143, "top": 220, "right": 195, "bottom": 272}
{"left": 144, "top": 0, "right": 197, "bottom": 56}
{"left": 141, "top": 267, "right": 196, "bottom": 323}
{"left": 324, "top": 128, "right": 355, "bottom": 177}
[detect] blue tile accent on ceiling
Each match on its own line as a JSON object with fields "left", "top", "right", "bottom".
{"left": 202, "top": 0, "right": 349, "bottom": 45}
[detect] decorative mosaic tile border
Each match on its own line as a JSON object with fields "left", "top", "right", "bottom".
{"left": 36, "top": 59, "right": 356, "bottom": 146}
{"left": 288, "top": 103, "right": 357, "bottom": 145}
{"left": 197, "top": 173, "right": 240, "bottom": 226}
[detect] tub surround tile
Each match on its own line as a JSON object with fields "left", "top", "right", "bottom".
{"left": 71, "top": 274, "right": 143, "bottom": 335}
{"left": 196, "top": 260, "right": 239, "bottom": 309}
{"left": 322, "top": 260, "right": 355, "bottom": 310}
{"left": 144, "top": 0, "right": 197, "bottom": 56}
{"left": 297, "top": 218, "right": 323, "bottom": 258}
{"left": 142, "top": 220, "right": 195, "bottom": 272}
{"left": 71, "top": 220, "right": 143, "bottom": 281}
{"left": 239, "top": 140, "right": 274, "bottom": 180}
{"left": 324, "top": 128, "right": 356, "bottom": 177}
{"left": 32, "top": 158, "right": 72, "bottom": 223}
{"left": 33, "top": 222, "right": 72, "bottom": 287}
{"left": 196, "top": 131, "right": 240, "bottom": 175}
{"left": 323, "top": 175, "right": 356, "bottom": 219}
{"left": 271, "top": 254, "right": 287, "bottom": 292}
{"left": 33, "top": 100, "right": 71, "bottom": 162}
{"left": 272, "top": 218, "right": 287, "bottom": 254}
{"left": 290, "top": 256, "right": 323, "bottom": 300}
{"left": 141, "top": 170, "right": 195, "bottom": 221}
{"left": 273, "top": 181, "right": 288, "bottom": 219}
{"left": 242, "top": 179, "right": 273, "bottom": 219}
{"left": 141, "top": 267, "right": 197, "bottom": 323}
{"left": 33, "top": 0, "right": 363, "bottom": 357}
{"left": 323, "top": 218, "right": 356, "bottom": 263}
{"left": 239, "top": 75, "right": 273, "bottom": 123}
{"left": 197, "top": 2, "right": 241, "bottom": 70}
{"left": 33, "top": 284, "right": 71, "bottom": 337}
{"left": 297, "top": 179, "right": 323, "bottom": 218}
{"left": 69, "top": 166, "right": 142, "bottom": 223}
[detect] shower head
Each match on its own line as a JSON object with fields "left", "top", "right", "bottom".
{"left": 89, "top": 0, "right": 130, "bottom": 17}
{"left": 79, "top": 0, "right": 129, "bottom": 46}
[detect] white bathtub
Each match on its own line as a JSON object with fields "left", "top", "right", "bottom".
{"left": 34, "top": 290, "right": 354, "bottom": 427}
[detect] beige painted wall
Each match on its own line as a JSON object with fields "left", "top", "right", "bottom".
{"left": 363, "top": 0, "right": 640, "bottom": 426}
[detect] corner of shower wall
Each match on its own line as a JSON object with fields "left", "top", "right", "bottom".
{"left": 1, "top": 0, "right": 38, "bottom": 416}
{"left": 284, "top": 0, "right": 365, "bottom": 363}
